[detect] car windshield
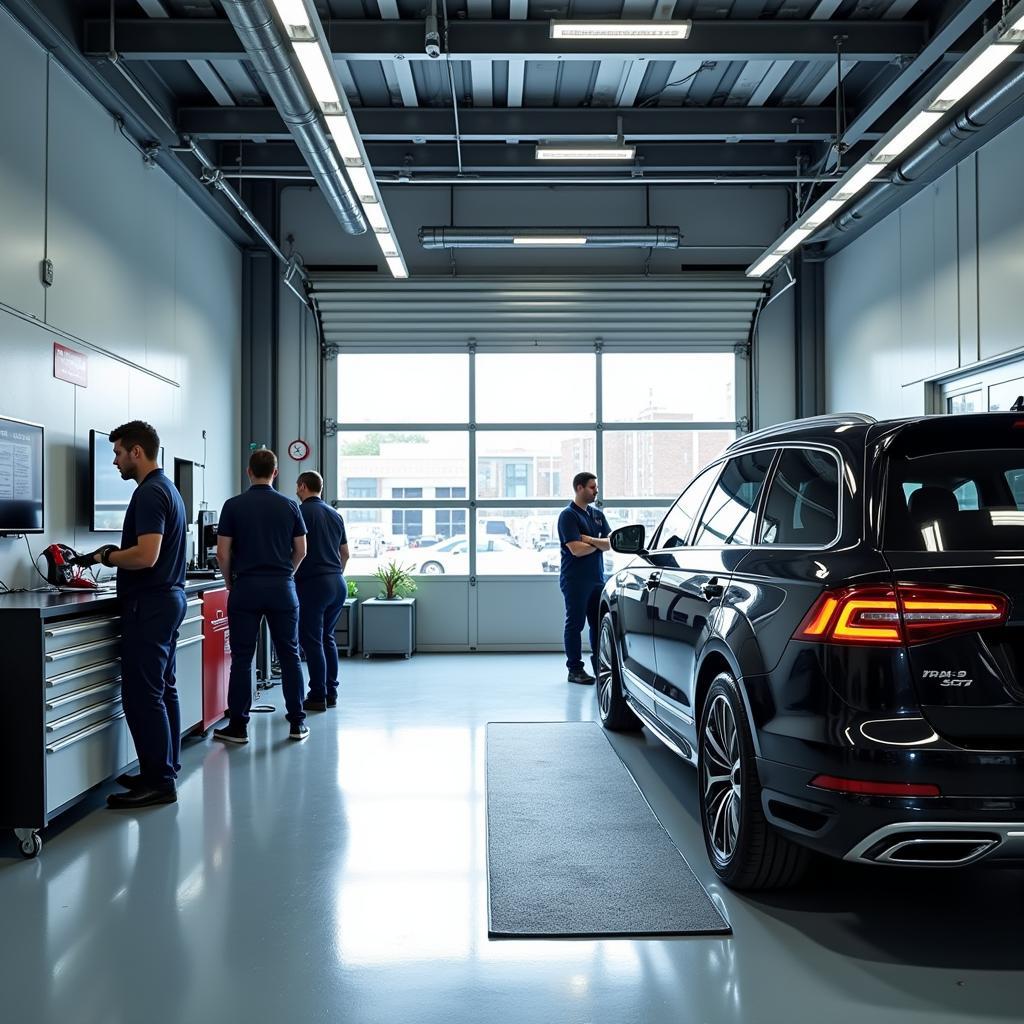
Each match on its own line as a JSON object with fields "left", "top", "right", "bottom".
{"left": 884, "top": 447, "right": 1024, "bottom": 551}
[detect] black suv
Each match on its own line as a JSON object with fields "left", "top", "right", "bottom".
{"left": 598, "top": 412, "right": 1024, "bottom": 889}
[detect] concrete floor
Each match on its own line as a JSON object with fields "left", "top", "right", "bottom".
{"left": 1, "top": 653, "right": 1021, "bottom": 1024}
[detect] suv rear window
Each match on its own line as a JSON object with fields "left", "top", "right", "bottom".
{"left": 758, "top": 448, "right": 840, "bottom": 546}
{"left": 884, "top": 449, "right": 1024, "bottom": 551}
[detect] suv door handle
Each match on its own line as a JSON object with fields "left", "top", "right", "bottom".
{"left": 701, "top": 578, "right": 725, "bottom": 600}
{"left": 644, "top": 574, "right": 660, "bottom": 591}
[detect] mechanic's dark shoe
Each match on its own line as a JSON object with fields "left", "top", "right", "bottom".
{"left": 106, "top": 786, "right": 176, "bottom": 809}
{"left": 303, "top": 697, "right": 328, "bottom": 712}
{"left": 213, "top": 721, "right": 249, "bottom": 744}
{"left": 289, "top": 723, "right": 310, "bottom": 741}
{"left": 567, "top": 669, "right": 595, "bottom": 685}
{"left": 115, "top": 772, "right": 145, "bottom": 791}
{"left": 326, "top": 694, "right": 338, "bottom": 708}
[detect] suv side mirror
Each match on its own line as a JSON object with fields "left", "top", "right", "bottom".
{"left": 610, "top": 524, "right": 647, "bottom": 555}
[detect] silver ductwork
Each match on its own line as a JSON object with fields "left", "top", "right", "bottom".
{"left": 220, "top": 0, "right": 366, "bottom": 235}
{"left": 418, "top": 227, "right": 682, "bottom": 249}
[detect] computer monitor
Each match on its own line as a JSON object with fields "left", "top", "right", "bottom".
{"left": 90, "top": 429, "right": 164, "bottom": 533}
{"left": 0, "top": 415, "right": 44, "bottom": 535}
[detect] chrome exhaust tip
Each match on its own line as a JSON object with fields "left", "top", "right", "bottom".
{"left": 870, "top": 835, "right": 1000, "bottom": 866}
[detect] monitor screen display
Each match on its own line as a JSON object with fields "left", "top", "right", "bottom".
{"left": 90, "top": 429, "right": 163, "bottom": 533}
{"left": 0, "top": 415, "right": 44, "bottom": 534}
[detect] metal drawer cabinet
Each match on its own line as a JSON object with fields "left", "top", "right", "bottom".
{"left": 177, "top": 599, "right": 205, "bottom": 732}
{"left": 45, "top": 709, "right": 128, "bottom": 816}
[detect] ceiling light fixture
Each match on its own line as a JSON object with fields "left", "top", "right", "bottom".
{"left": 418, "top": 227, "right": 681, "bottom": 248}
{"left": 385, "top": 256, "right": 408, "bottom": 279}
{"left": 535, "top": 142, "right": 636, "bottom": 161}
{"left": 550, "top": 20, "right": 691, "bottom": 40}
{"left": 325, "top": 114, "right": 362, "bottom": 163}
{"left": 291, "top": 41, "right": 342, "bottom": 114}
{"left": 746, "top": 0, "right": 1024, "bottom": 279}
{"left": 513, "top": 236, "right": 589, "bottom": 245}
{"left": 269, "top": 0, "right": 314, "bottom": 40}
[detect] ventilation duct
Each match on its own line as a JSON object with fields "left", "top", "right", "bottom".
{"left": 418, "top": 227, "right": 681, "bottom": 249}
{"left": 220, "top": 0, "right": 365, "bottom": 234}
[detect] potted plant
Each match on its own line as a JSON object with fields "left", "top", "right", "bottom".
{"left": 361, "top": 561, "right": 418, "bottom": 657}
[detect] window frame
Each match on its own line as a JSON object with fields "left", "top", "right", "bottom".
{"left": 756, "top": 446, "right": 844, "bottom": 549}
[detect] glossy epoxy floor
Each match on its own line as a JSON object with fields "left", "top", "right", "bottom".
{"left": 1, "top": 655, "right": 1021, "bottom": 1024}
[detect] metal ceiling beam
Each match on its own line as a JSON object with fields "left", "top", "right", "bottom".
{"left": 83, "top": 18, "right": 927, "bottom": 63}
{"left": 180, "top": 105, "right": 854, "bottom": 142}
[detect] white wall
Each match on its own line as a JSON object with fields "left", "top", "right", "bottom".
{"left": 824, "top": 113, "right": 1024, "bottom": 417}
{"left": 0, "top": 8, "right": 242, "bottom": 589}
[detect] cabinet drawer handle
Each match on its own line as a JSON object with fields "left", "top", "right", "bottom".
{"left": 46, "top": 712, "right": 125, "bottom": 753}
{"left": 181, "top": 614, "right": 204, "bottom": 627}
{"left": 176, "top": 635, "right": 204, "bottom": 650}
{"left": 46, "top": 658, "right": 121, "bottom": 687}
{"left": 46, "top": 636, "right": 120, "bottom": 662}
{"left": 47, "top": 697, "right": 123, "bottom": 733}
{"left": 47, "top": 679, "right": 122, "bottom": 711}
{"left": 44, "top": 615, "right": 120, "bottom": 638}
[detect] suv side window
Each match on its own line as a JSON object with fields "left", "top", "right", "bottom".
{"left": 758, "top": 448, "right": 840, "bottom": 546}
{"left": 652, "top": 464, "right": 721, "bottom": 549}
{"left": 693, "top": 450, "right": 776, "bottom": 547}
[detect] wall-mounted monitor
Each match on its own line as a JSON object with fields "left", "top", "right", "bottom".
{"left": 0, "top": 415, "right": 44, "bottom": 535}
{"left": 90, "top": 429, "right": 164, "bottom": 533}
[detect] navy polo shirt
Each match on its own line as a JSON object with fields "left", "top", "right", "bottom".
{"left": 295, "top": 498, "right": 348, "bottom": 582}
{"left": 557, "top": 501, "right": 610, "bottom": 589}
{"left": 118, "top": 468, "right": 187, "bottom": 597}
{"left": 217, "top": 485, "right": 307, "bottom": 581}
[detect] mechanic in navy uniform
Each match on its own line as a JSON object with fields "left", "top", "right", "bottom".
{"left": 213, "top": 449, "right": 310, "bottom": 744}
{"left": 82, "top": 421, "right": 188, "bottom": 808}
{"left": 557, "top": 472, "right": 611, "bottom": 685}
{"left": 294, "top": 471, "right": 350, "bottom": 712}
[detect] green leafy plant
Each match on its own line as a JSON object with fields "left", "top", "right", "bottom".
{"left": 347, "top": 578, "right": 359, "bottom": 599}
{"left": 374, "top": 560, "right": 418, "bottom": 600}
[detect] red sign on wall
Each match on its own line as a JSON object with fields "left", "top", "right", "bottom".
{"left": 53, "top": 342, "right": 88, "bottom": 387}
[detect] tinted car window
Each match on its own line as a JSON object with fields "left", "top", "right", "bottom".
{"left": 693, "top": 450, "right": 775, "bottom": 547}
{"left": 759, "top": 448, "right": 840, "bottom": 546}
{"left": 652, "top": 464, "right": 720, "bottom": 549}
{"left": 885, "top": 449, "right": 1024, "bottom": 551}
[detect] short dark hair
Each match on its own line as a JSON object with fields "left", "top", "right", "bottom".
{"left": 249, "top": 448, "right": 278, "bottom": 478}
{"left": 572, "top": 472, "right": 596, "bottom": 492}
{"left": 297, "top": 471, "right": 324, "bottom": 494}
{"left": 109, "top": 421, "right": 160, "bottom": 461}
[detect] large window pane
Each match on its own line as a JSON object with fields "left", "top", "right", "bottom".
{"left": 602, "top": 429, "right": 734, "bottom": 499}
{"left": 476, "top": 354, "right": 595, "bottom": 423}
{"left": 338, "top": 354, "right": 468, "bottom": 423}
{"left": 602, "top": 353, "right": 735, "bottom": 422}
{"left": 338, "top": 431, "right": 469, "bottom": 502}
{"left": 336, "top": 507, "right": 467, "bottom": 577}
{"left": 476, "top": 431, "right": 595, "bottom": 499}
{"left": 475, "top": 511, "right": 561, "bottom": 575}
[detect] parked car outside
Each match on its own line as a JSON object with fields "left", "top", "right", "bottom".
{"left": 598, "top": 412, "right": 1024, "bottom": 889}
{"left": 417, "top": 534, "right": 538, "bottom": 574}
{"left": 540, "top": 540, "right": 562, "bottom": 573}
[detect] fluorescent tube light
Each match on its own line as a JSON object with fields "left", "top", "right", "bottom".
{"left": 326, "top": 114, "right": 361, "bottom": 163}
{"left": 375, "top": 232, "right": 400, "bottom": 258}
{"left": 803, "top": 198, "right": 848, "bottom": 229}
{"left": 871, "top": 111, "right": 944, "bottom": 163}
{"left": 773, "top": 227, "right": 814, "bottom": 255}
{"left": 928, "top": 43, "right": 1018, "bottom": 111}
{"left": 345, "top": 165, "right": 377, "bottom": 202}
{"left": 550, "top": 21, "right": 691, "bottom": 39}
{"left": 386, "top": 256, "right": 408, "bottom": 279}
{"left": 747, "top": 253, "right": 785, "bottom": 278}
{"left": 269, "top": 0, "right": 314, "bottom": 40}
{"left": 292, "top": 41, "right": 342, "bottom": 113}
{"left": 833, "top": 162, "right": 885, "bottom": 201}
{"left": 363, "top": 202, "right": 389, "bottom": 231}
{"left": 512, "top": 236, "right": 589, "bottom": 245}
{"left": 536, "top": 143, "right": 636, "bottom": 160}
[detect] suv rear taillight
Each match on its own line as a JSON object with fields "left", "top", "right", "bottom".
{"left": 794, "top": 584, "right": 1008, "bottom": 646}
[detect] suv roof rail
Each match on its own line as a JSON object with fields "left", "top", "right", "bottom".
{"left": 729, "top": 412, "right": 877, "bottom": 449}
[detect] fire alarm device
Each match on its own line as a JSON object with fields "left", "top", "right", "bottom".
{"left": 288, "top": 439, "right": 311, "bottom": 461}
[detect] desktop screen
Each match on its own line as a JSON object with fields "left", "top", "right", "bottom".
{"left": 0, "top": 415, "right": 44, "bottom": 534}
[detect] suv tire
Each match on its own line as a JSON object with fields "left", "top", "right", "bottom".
{"left": 596, "top": 614, "right": 641, "bottom": 732}
{"left": 698, "top": 672, "right": 809, "bottom": 890}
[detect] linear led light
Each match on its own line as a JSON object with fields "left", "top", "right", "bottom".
{"left": 375, "top": 232, "right": 400, "bottom": 258}
{"left": 550, "top": 20, "right": 691, "bottom": 40}
{"left": 345, "top": 165, "right": 377, "bottom": 202}
{"left": 326, "top": 114, "right": 361, "bottom": 163}
{"left": 928, "top": 43, "right": 1018, "bottom": 111}
{"left": 269, "top": 0, "right": 314, "bottom": 40}
{"left": 292, "top": 41, "right": 342, "bottom": 113}
{"left": 536, "top": 143, "right": 636, "bottom": 161}
{"left": 803, "top": 198, "right": 848, "bottom": 230}
{"left": 833, "top": 162, "right": 886, "bottom": 201}
{"left": 749, "top": 253, "right": 786, "bottom": 278}
{"left": 773, "top": 227, "right": 814, "bottom": 255}
{"left": 513, "top": 236, "right": 589, "bottom": 245}
{"left": 386, "top": 256, "right": 408, "bottom": 279}
{"left": 871, "top": 111, "right": 944, "bottom": 163}
{"left": 363, "top": 202, "right": 389, "bottom": 232}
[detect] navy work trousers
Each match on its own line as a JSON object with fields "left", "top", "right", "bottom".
{"left": 297, "top": 573, "right": 347, "bottom": 701}
{"left": 227, "top": 577, "right": 306, "bottom": 725}
{"left": 560, "top": 580, "right": 602, "bottom": 672}
{"left": 120, "top": 588, "right": 188, "bottom": 791}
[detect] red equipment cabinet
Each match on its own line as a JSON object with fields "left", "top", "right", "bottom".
{"left": 202, "top": 587, "right": 231, "bottom": 730}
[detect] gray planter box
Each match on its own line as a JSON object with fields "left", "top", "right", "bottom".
{"left": 360, "top": 597, "right": 416, "bottom": 658}
{"left": 334, "top": 598, "right": 359, "bottom": 657}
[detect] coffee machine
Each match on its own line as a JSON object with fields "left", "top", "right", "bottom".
{"left": 196, "top": 510, "right": 219, "bottom": 571}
